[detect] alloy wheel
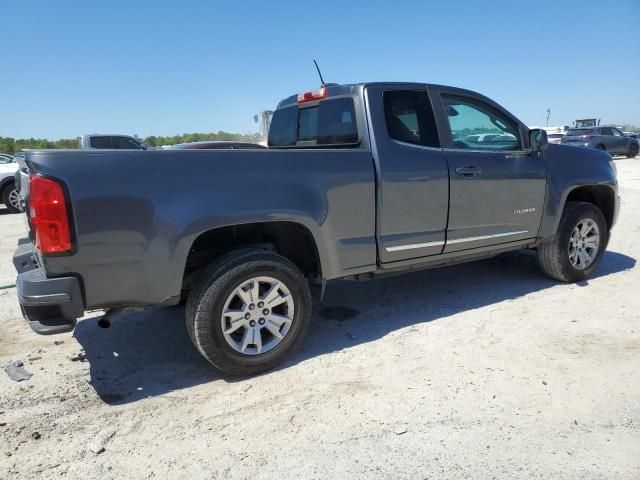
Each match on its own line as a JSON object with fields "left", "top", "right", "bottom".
{"left": 8, "top": 187, "right": 20, "bottom": 211}
{"left": 220, "top": 276, "right": 295, "bottom": 355}
{"left": 568, "top": 219, "right": 600, "bottom": 270}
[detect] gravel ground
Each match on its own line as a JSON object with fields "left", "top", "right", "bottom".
{"left": 0, "top": 157, "right": 639, "bottom": 479}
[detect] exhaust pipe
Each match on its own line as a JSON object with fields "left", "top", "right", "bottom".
{"left": 97, "top": 308, "right": 124, "bottom": 329}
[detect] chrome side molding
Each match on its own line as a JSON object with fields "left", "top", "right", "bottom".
{"left": 385, "top": 229, "right": 528, "bottom": 252}
{"left": 446, "top": 230, "right": 529, "bottom": 245}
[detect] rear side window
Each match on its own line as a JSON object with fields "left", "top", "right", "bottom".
{"left": 90, "top": 136, "right": 112, "bottom": 148}
{"left": 268, "top": 97, "right": 358, "bottom": 147}
{"left": 383, "top": 90, "right": 439, "bottom": 147}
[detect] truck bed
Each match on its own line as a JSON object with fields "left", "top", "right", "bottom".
{"left": 22, "top": 148, "right": 376, "bottom": 309}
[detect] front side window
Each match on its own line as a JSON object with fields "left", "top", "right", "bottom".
{"left": 442, "top": 95, "right": 522, "bottom": 151}
{"left": 268, "top": 97, "right": 358, "bottom": 147}
{"left": 383, "top": 90, "right": 439, "bottom": 147}
{"left": 612, "top": 128, "right": 623, "bottom": 137}
{"left": 114, "top": 136, "right": 141, "bottom": 149}
{"left": 90, "top": 136, "right": 112, "bottom": 148}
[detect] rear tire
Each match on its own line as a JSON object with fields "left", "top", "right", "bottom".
{"left": 185, "top": 249, "right": 312, "bottom": 375}
{"left": 537, "top": 201, "right": 608, "bottom": 282}
{"left": 627, "top": 143, "right": 638, "bottom": 158}
{"left": 2, "top": 182, "right": 20, "bottom": 213}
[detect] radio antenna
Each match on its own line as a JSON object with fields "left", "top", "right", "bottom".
{"left": 313, "top": 59, "right": 326, "bottom": 87}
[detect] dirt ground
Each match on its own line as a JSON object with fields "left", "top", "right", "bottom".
{"left": 1, "top": 157, "right": 639, "bottom": 480}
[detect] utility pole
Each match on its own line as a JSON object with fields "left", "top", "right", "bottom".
{"left": 546, "top": 108, "right": 551, "bottom": 127}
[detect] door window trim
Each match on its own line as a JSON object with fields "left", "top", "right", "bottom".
{"left": 389, "top": 138, "right": 443, "bottom": 152}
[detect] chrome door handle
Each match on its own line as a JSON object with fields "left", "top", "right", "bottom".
{"left": 455, "top": 166, "right": 482, "bottom": 176}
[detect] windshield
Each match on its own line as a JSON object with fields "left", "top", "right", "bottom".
{"left": 0, "top": 155, "right": 16, "bottom": 164}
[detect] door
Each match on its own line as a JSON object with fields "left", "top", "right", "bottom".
{"left": 365, "top": 85, "right": 450, "bottom": 263}
{"left": 598, "top": 127, "right": 616, "bottom": 152}
{"left": 610, "top": 127, "right": 628, "bottom": 154}
{"left": 435, "top": 92, "right": 546, "bottom": 253}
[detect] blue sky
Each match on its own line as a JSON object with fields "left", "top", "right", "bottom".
{"left": 1, "top": 0, "right": 639, "bottom": 139}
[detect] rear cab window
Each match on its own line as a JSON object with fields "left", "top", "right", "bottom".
{"left": 268, "top": 97, "right": 358, "bottom": 147}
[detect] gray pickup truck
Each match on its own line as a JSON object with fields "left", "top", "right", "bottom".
{"left": 13, "top": 82, "right": 619, "bottom": 375}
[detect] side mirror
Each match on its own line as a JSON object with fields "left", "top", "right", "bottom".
{"left": 529, "top": 128, "right": 548, "bottom": 152}
{"left": 139, "top": 143, "right": 147, "bottom": 150}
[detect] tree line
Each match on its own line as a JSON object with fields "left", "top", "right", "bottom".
{"left": 0, "top": 131, "right": 262, "bottom": 154}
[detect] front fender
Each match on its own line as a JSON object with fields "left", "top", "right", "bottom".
{"left": 538, "top": 144, "right": 618, "bottom": 239}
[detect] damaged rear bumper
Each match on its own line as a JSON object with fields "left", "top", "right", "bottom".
{"left": 13, "top": 238, "right": 84, "bottom": 335}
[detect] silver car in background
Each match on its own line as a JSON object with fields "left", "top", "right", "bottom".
{"left": 561, "top": 126, "right": 639, "bottom": 157}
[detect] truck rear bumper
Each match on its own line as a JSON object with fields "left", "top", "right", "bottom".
{"left": 13, "top": 239, "right": 84, "bottom": 335}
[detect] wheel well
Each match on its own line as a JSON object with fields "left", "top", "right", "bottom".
{"left": 1, "top": 178, "right": 14, "bottom": 192}
{"left": 565, "top": 186, "right": 615, "bottom": 229}
{"left": 182, "top": 221, "right": 321, "bottom": 292}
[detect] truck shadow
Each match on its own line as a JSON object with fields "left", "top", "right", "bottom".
{"left": 74, "top": 250, "right": 635, "bottom": 405}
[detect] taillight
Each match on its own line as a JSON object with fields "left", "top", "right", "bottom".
{"left": 297, "top": 87, "right": 327, "bottom": 104}
{"left": 29, "top": 175, "right": 72, "bottom": 254}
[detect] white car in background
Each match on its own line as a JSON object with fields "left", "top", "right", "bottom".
{"left": 547, "top": 132, "right": 565, "bottom": 144}
{"left": 0, "top": 154, "right": 20, "bottom": 213}
{"left": 463, "top": 133, "right": 501, "bottom": 143}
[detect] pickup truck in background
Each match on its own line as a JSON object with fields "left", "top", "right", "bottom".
{"left": 79, "top": 134, "right": 147, "bottom": 150}
{"left": 13, "top": 82, "right": 619, "bottom": 375}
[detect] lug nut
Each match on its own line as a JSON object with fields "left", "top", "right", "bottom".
{"left": 258, "top": 318, "right": 265, "bottom": 325}
{"left": 244, "top": 313, "right": 251, "bottom": 320}
{"left": 257, "top": 302, "right": 264, "bottom": 308}
{"left": 249, "top": 304, "right": 255, "bottom": 310}
{"left": 263, "top": 309, "right": 269, "bottom": 315}
{"left": 249, "top": 320, "right": 256, "bottom": 327}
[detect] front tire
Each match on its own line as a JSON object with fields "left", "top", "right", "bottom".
{"left": 537, "top": 201, "right": 608, "bottom": 282}
{"left": 627, "top": 143, "right": 638, "bottom": 159}
{"left": 185, "top": 250, "right": 312, "bottom": 375}
{"left": 2, "top": 182, "right": 20, "bottom": 213}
